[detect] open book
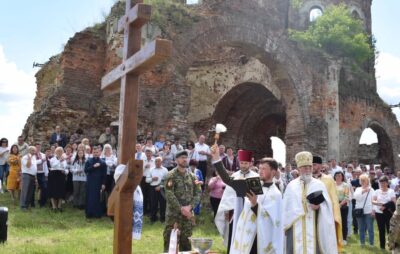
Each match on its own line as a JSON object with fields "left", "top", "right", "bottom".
{"left": 230, "top": 177, "right": 263, "bottom": 197}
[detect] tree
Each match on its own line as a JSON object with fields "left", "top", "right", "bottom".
{"left": 289, "top": 4, "right": 373, "bottom": 64}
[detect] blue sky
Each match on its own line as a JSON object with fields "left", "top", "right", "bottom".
{"left": 0, "top": 0, "right": 399, "bottom": 148}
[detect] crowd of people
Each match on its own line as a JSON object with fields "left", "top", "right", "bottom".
{"left": 0, "top": 126, "right": 118, "bottom": 219}
{"left": 208, "top": 148, "right": 400, "bottom": 254}
{"left": 0, "top": 125, "right": 400, "bottom": 253}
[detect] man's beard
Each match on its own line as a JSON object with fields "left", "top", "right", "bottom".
{"left": 300, "top": 173, "right": 312, "bottom": 184}
{"left": 178, "top": 161, "right": 187, "bottom": 168}
{"left": 240, "top": 167, "right": 249, "bottom": 174}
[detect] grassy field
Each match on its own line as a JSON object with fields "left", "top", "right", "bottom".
{"left": 0, "top": 192, "right": 391, "bottom": 254}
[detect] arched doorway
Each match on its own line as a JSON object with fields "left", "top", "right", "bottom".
{"left": 212, "top": 82, "right": 286, "bottom": 159}
{"left": 358, "top": 123, "right": 394, "bottom": 168}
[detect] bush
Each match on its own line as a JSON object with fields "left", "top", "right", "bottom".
{"left": 144, "top": 0, "right": 199, "bottom": 34}
{"left": 289, "top": 4, "right": 373, "bottom": 64}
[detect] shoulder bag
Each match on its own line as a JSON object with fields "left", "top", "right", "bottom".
{"left": 354, "top": 189, "right": 370, "bottom": 218}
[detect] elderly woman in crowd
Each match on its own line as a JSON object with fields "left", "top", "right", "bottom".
{"left": 142, "top": 137, "right": 158, "bottom": 156}
{"left": 101, "top": 144, "right": 117, "bottom": 194}
{"left": 48, "top": 147, "right": 69, "bottom": 211}
{"left": 160, "top": 142, "right": 174, "bottom": 171}
{"left": 81, "top": 138, "right": 90, "bottom": 147}
{"left": 71, "top": 149, "right": 87, "bottom": 209}
{"left": 85, "top": 145, "right": 93, "bottom": 159}
{"left": 7, "top": 145, "right": 21, "bottom": 202}
{"left": 372, "top": 176, "right": 397, "bottom": 250}
{"left": 354, "top": 173, "right": 375, "bottom": 246}
{"left": 335, "top": 171, "right": 350, "bottom": 245}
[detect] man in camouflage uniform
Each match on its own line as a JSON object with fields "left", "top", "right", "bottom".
{"left": 389, "top": 197, "right": 400, "bottom": 253}
{"left": 163, "top": 150, "right": 201, "bottom": 252}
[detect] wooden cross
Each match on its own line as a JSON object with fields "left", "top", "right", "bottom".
{"left": 101, "top": 1, "right": 172, "bottom": 253}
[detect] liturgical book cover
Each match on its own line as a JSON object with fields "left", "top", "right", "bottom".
{"left": 230, "top": 177, "right": 263, "bottom": 197}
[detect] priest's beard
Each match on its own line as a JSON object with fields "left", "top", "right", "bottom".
{"left": 300, "top": 173, "right": 312, "bottom": 184}
{"left": 240, "top": 166, "right": 250, "bottom": 175}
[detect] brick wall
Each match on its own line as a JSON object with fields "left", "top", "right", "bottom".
{"left": 21, "top": 0, "right": 400, "bottom": 170}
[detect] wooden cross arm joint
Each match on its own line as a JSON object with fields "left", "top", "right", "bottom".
{"left": 117, "top": 3, "right": 152, "bottom": 33}
{"left": 107, "top": 158, "right": 143, "bottom": 217}
{"left": 101, "top": 39, "right": 172, "bottom": 93}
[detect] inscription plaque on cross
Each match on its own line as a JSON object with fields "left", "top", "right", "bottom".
{"left": 101, "top": 1, "right": 172, "bottom": 253}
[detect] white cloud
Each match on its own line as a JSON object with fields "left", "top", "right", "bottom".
{"left": 359, "top": 52, "right": 400, "bottom": 145}
{"left": 376, "top": 52, "right": 400, "bottom": 120}
{"left": 393, "top": 107, "right": 400, "bottom": 124}
{"left": 378, "top": 85, "right": 400, "bottom": 100}
{"left": 376, "top": 52, "right": 400, "bottom": 84}
{"left": 376, "top": 52, "right": 400, "bottom": 104}
{"left": 0, "top": 45, "right": 36, "bottom": 145}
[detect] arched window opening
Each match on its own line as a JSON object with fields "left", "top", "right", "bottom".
{"left": 309, "top": 7, "right": 323, "bottom": 22}
{"left": 359, "top": 128, "right": 378, "bottom": 145}
{"left": 186, "top": 0, "right": 201, "bottom": 5}
{"left": 271, "top": 136, "right": 286, "bottom": 167}
{"left": 352, "top": 10, "right": 361, "bottom": 19}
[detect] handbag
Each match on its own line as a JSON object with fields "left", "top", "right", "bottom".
{"left": 354, "top": 189, "right": 370, "bottom": 218}
{"left": 382, "top": 201, "right": 396, "bottom": 218}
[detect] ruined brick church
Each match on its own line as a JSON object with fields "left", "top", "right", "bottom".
{"left": 23, "top": 0, "right": 400, "bottom": 169}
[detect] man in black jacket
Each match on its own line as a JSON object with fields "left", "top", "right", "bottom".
{"left": 49, "top": 126, "right": 68, "bottom": 148}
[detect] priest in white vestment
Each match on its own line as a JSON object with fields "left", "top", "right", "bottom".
{"left": 211, "top": 145, "right": 258, "bottom": 254}
{"left": 283, "top": 151, "right": 338, "bottom": 254}
{"left": 231, "top": 157, "right": 283, "bottom": 254}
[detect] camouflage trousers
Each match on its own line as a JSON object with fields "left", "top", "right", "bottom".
{"left": 163, "top": 216, "right": 193, "bottom": 252}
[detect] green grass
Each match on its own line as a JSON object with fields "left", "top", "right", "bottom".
{"left": 0, "top": 193, "right": 225, "bottom": 253}
{"left": 0, "top": 192, "right": 391, "bottom": 253}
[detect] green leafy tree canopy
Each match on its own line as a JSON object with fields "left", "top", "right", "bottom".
{"left": 289, "top": 4, "right": 373, "bottom": 64}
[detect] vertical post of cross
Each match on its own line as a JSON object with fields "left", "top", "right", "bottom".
{"left": 118, "top": 0, "right": 143, "bottom": 165}
{"left": 101, "top": 0, "right": 172, "bottom": 253}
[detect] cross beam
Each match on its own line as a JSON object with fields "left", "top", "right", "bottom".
{"left": 117, "top": 3, "right": 151, "bottom": 33}
{"left": 102, "top": 39, "right": 172, "bottom": 93}
{"left": 101, "top": 1, "right": 172, "bottom": 254}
